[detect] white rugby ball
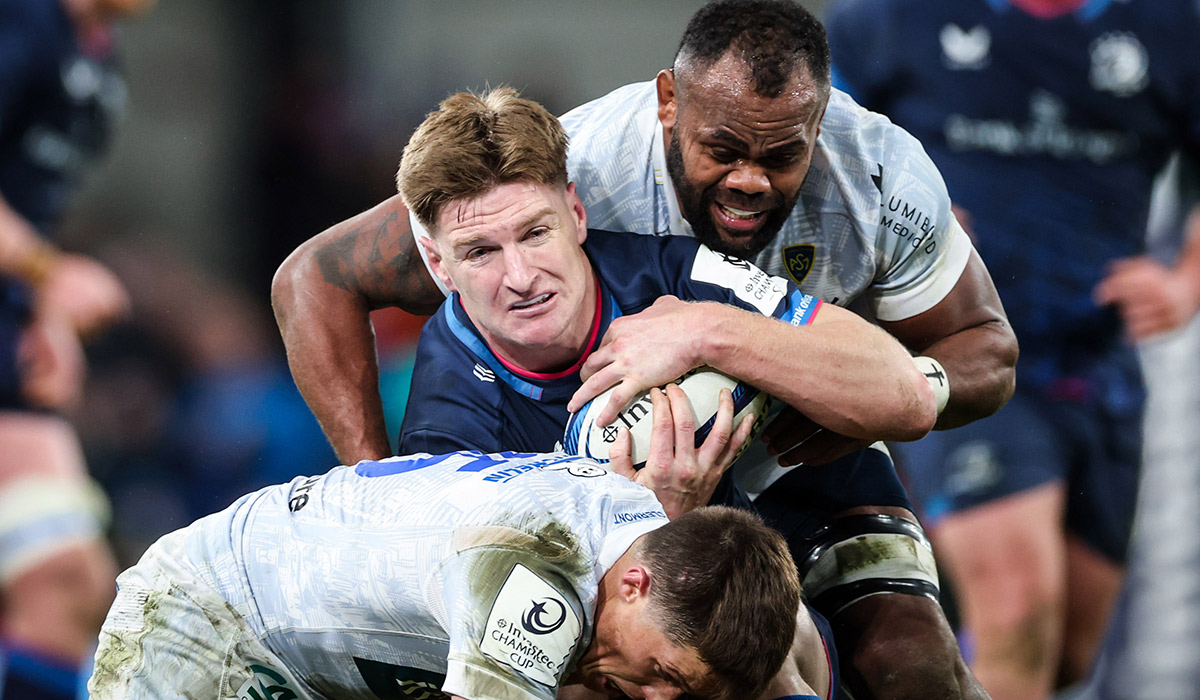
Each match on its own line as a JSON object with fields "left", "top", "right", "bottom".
{"left": 562, "top": 367, "right": 771, "bottom": 469}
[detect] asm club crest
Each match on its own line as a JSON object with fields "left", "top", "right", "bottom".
{"left": 783, "top": 244, "right": 815, "bottom": 285}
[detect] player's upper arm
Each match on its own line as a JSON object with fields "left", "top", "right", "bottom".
{"left": 856, "top": 114, "right": 974, "bottom": 323}
{"left": 441, "top": 549, "right": 587, "bottom": 700}
{"left": 879, "top": 245, "right": 1012, "bottom": 353}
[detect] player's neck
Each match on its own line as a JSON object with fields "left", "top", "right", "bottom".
{"left": 1007, "top": 0, "right": 1090, "bottom": 19}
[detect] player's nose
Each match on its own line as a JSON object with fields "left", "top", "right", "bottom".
{"left": 503, "top": 248, "right": 537, "bottom": 291}
{"left": 724, "top": 160, "right": 771, "bottom": 195}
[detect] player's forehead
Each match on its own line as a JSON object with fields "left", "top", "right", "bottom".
{"left": 435, "top": 181, "right": 563, "bottom": 241}
{"left": 677, "top": 53, "right": 824, "bottom": 146}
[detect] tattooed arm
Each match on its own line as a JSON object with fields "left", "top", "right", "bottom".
{"left": 272, "top": 194, "right": 443, "bottom": 463}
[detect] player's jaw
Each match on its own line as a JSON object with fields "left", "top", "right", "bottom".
{"left": 481, "top": 270, "right": 595, "bottom": 372}
{"left": 667, "top": 137, "right": 791, "bottom": 260}
{"left": 692, "top": 185, "right": 790, "bottom": 259}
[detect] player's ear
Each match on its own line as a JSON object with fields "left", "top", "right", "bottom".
{"left": 619, "top": 564, "right": 652, "bottom": 603}
{"left": 567, "top": 182, "right": 587, "bottom": 244}
{"left": 656, "top": 69, "right": 678, "bottom": 130}
{"left": 419, "top": 234, "right": 457, "bottom": 293}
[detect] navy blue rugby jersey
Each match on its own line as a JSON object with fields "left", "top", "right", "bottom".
{"left": 827, "top": 0, "right": 1200, "bottom": 384}
{"left": 398, "top": 230, "right": 822, "bottom": 455}
{"left": 0, "top": 0, "right": 125, "bottom": 233}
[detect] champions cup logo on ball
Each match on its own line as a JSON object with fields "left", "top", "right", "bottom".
{"left": 563, "top": 367, "right": 771, "bottom": 469}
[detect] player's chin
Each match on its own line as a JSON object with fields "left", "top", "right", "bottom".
{"left": 712, "top": 227, "right": 768, "bottom": 259}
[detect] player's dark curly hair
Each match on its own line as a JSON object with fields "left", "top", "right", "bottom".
{"left": 675, "top": 0, "right": 830, "bottom": 97}
{"left": 638, "top": 506, "right": 800, "bottom": 700}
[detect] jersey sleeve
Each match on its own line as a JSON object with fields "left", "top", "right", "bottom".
{"left": 438, "top": 546, "right": 588, "bottom": 700}
{"left": 863, "top": 127, "right": 974, "bottom": 322}
{"left": 398, "top": 312, "right": 506, "bottom": 455}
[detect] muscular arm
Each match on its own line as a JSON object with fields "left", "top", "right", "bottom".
{"left": 271, "top": 194, "right": 443, "bottom": 463}
{"left": 575, "top": 296, "right": 938, "bottom": 442}
{"left": 880, "top": 248, "right": 1019, "bottom": 430}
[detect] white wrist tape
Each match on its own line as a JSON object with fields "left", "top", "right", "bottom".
{"left": 912, "top": 355, "right": 950, "bottom": 415}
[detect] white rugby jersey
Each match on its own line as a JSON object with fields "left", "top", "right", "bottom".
{"left": 560, "top": 80, "right": 973, "bottom": 323}
{"left": 153, "top": 451, "right": 667, "bottom": 700}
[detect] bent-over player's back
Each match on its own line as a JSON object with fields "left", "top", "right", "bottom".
{"left": 162, "top": 452, "right": 668, "bottom": 700}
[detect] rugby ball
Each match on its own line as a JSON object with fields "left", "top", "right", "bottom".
{"left": 562, "top": 367, "right": 771, "bottom": 469}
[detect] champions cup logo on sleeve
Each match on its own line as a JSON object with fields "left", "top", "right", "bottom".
{"left": 522, "top": 598, "right": 568, "bottom": 634}
{"left": 482, "top": 564, "right": 581, "bottom": 686}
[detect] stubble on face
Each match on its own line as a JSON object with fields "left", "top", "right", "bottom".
{"left": 664, "top": 54, "right": 825, "bottom": 260}
{"left": 665, "top": 128, "right": 791, "bottom": 259}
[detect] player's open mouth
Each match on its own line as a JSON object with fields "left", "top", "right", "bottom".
{"left": 512, "top": 293, "right": 553, "bottom": 310}
{"left": 713, "top": 201, "right": 766, "bottom": 233}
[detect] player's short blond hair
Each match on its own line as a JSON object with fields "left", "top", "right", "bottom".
{"left": 397, "top": 87, "right": 569, "bottom": 233}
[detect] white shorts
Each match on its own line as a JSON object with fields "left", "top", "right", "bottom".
{"left": 87, "top": 539, "right": 313, "bottom": 700}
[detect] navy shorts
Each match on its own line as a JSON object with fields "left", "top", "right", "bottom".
{"left": 893, "top": 358, "right": 1143, "bottom": 564}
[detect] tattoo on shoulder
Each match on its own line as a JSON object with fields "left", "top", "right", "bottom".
{"left": 314, "top": 210, "right": 437, "bottom": 305}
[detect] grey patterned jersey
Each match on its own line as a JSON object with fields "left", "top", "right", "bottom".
{"left": 155, "top": 451, "right": 668, "bottom": 700}
{"left": 560, "top": 80, "right": 973, "bottom": 322}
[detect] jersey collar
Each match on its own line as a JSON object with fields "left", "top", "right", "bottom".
{"left": 444, "top": 268, "right": 623, "bottom": 402}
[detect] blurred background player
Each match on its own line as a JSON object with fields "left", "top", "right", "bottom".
{"left": 1083, "top": 154, "right": 1200, "bottom": 700}
{"left": 825, "top": 1, "right": 1200, "bottom": 698}
{"left": 0, "top": 0, "right": 152, "bottom": 698}
{"left": 88, "top": 450, "right": 828, "bottom": 700}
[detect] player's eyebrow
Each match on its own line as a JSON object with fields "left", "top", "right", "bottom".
{"left": 706, "top": 129, "right": 808, "bottom": 155}
{"left": 515, "top": 206, "right": 558, "bottom": 232}
{"left": 661, "top": 663, "right": 690, "bottom": 694}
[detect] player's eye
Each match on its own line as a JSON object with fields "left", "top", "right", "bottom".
{"left": 464, "top": 246, "right": 492, "bottom": 261}
{"left": 525, "top": 226, "right": 550, "bottom": 241}
{"left": 761, "top": 152, "right": 800, "bottom": 169}
{"left": 709, "top": 146, "right": 739, "bottom": 163}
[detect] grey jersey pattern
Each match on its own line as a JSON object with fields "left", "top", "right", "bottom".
{"left": 154, "top": 452, "right": 667, "bottom": 700}
{"left": 560, "top": 80, "right": 973, "bottom": 322}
